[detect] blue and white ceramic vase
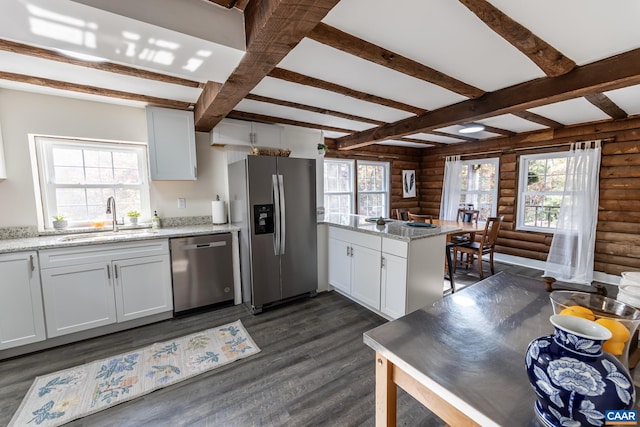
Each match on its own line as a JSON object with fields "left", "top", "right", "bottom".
{"left": 525, "top": 314, "right": 635, "bottom": 427}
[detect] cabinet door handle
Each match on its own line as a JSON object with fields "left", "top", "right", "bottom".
{"left": 107, "top": 264, "right": 111, "bottom": 279}
{"left": 346, "top": 246, "right": 350, "bottom": 257}
{"left": 29, "top": 255, "right": 35, "bottom": 272}
{"left": 381, "top": 256, "right": 385, "bottom": 268}
{"left": 114, "top": 265, "right": 118, "bottom": 280}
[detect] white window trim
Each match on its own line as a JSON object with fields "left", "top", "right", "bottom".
{"left": 30, "top": 135, "right": 150, "bottom": 231}
{"left": 323, "top": 159, "right": 355, "bottom": 215}
{"left": 323, "top": 158, "right": 390, "bottom": 216}
{"left": 459, "top": 157, "right": 499, "bottom": 219}
{"left": 517, "top": 151, "right": 570, "bottom": 233}
{"left": 357, "top": 160, "right": 390, "bottom": 216}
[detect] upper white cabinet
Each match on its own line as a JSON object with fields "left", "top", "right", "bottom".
{"left": 146, "top": 106, "right": 197, "bottom": 180}
{"left": 210, "top": 118, "right": 282, "bottom": 148}
{"left": 0, "top": 252, "right": 46, "bottom": 349}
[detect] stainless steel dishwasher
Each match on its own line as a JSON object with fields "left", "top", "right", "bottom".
{"left": 170, "top": 234, "right": 234, "bottom": 315}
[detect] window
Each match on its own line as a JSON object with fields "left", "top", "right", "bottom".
{"left": 517, "top": 152, "right": 570, "bottom": 232}
{"left": 324, "top": 159, "right": 354, "bottom": 215}
{"left": 324, "top": 159, "right": 390, "bottom": 217}
{"left": 32, "top": 136, "right": 150, "bottom": 230}
{"left": 458, "top": 158, "right": 499, "bottom": 221}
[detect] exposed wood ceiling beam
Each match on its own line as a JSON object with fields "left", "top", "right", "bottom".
{"left": 207, "top": 0, "right": 239, "bottom": 8}
{"left": 268, "top": 68, "right": 426, "bottom": 115}
{"left": 308, "top": 23, "right": 484, "bottom": 98}
{"left": 0, "top": 71, "right": 192, "bottom": 109}
{"left": 228, "top": 110, "right": 357, "bottom": 134}
{"left": 585, "top": 93, "right": 628, "bottom": 119}
{"left": 430, "top": 130, "right": 479, "bottom": 142}
{"left": 425, "top": 116, "right": 640, "bottom": 157}
{"left": 512, "top": 111, "right": 564, "bottom": 129}
{"left": 458, "top": 0, "right": 576, "bottom": 77}
{"left": 481, "top": 124, "right": 516, "bottom": 136}
{"left": 245, "top": 93, "right": 385, "bottom": 125}
{"left": 193, "top": 0, "right": 341, "bottom": 132}
{"left": 335, "top": 48, "right": 640, "bottom": 150}
{"left": 398, "top": 137, "right": 447, "bottom": 147}
{"left": 0, "top": 39, "right": 202, "bottom": 88}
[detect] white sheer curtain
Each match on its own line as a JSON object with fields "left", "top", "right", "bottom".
{"left": 440, "top": 155, "right": 462, "bottom": 220}
{"left": 544, "top": 141, "right": 602, "bottom": 284}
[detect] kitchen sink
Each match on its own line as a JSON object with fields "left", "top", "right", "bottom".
{"left": 57, "top": 229, "right": 159, "bottom": 243}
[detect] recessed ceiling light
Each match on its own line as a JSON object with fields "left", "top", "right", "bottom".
{"left": 459, "top": 123, "right": 485, "bottom": 134}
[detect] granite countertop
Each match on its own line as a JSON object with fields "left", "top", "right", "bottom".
{"left": 0, "top": 224, "right": 240, "bottom": 254}
{"left": 319, "top": 213, "right": 460, "bottom": 242}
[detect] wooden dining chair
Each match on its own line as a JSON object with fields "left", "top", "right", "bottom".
{"left": 407, "top": 213, "right": 433, "bottom": 224}
{"left": 456, "top": 208, "right": 479, "bottom": 224}
{"left": 453, "top": 216, "right": 504, "bottom": 279}
{"left": 393, "top": 208, "right": 409, "bottom": 221}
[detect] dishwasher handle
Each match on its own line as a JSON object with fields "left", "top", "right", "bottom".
{"left": 181, "top": 241, "right": 228, "bottom": 250}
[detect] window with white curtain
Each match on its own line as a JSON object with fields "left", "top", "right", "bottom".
{"left": 323, "top": 159, "right": 390, "bottom": 216}
{"left": 517, "top": 152, "right": 570, "bottom": 232}
{"left": 32, "top": 136, "right": 150, "bottom": 229}
{"left": 459, "top": 158, "right": 499, "bottom": 221}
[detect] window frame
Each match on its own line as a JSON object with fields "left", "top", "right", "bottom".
{"left": 323, "top": 158, "right": 390, "bottom": 217}
{"left": 323, "top": 159, "right": 355, "bottom": 216}
{"left": 31, "top": 135, "right": 150, "bottom": 231}
{"left": 356, "top": 160, "right": 390, "bottom": 218}
{"left": 517, "top": 151, "right": 570, "bottom": 233}
{"left": 458, "top": 157, "right": 499, "bottom": 221}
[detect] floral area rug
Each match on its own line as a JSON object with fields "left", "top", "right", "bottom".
{"left": 9, "top": 320, "right": 260, "bottom": 426}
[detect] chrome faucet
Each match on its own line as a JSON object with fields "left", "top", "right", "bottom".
{"left": 106, "top": 196, "right": 118, "bottom": 232}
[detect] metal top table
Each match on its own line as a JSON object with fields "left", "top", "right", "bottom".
{"left": 363, "top": 271, "right": 626, "bottom": 426}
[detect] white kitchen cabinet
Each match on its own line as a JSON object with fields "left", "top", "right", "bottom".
{"left": 381, "top": 241, "right": 408, "bottom": 319}
{"left": 327, "top": 226, "right": 446, "bottom": 320}
{"left": 40, "top": 262, "right": 116, "bottom": 337}
{"left": 146, "top": 106, "right": 197, "bottom": 180}
{"left": 0, "top": 252, "right": 46, "bottom": 349}
{"left": 210, "top": 118, "right": 282, "bottom": 147}
{"left": 40, "top": 240, "right": 172, "bottom": 338}
{"left": 328, "top": 237, "right": 351, "bottom": 294}
{"left": 328, "top": 227, "right": 382, "bottom": 310}
{"left": 350, "top": 244, "right": 382, "bottom": 309}
{"left": 113, "top": 254, "right": 172, "bottom": 322}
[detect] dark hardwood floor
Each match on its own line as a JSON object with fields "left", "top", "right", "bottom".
{"left": 1, "top": 292, "right": 442, "bottom": 426}
{"left": 1, "top": 261, "right": 557, "bottom": 427}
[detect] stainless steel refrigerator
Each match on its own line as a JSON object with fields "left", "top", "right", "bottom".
{"left": 228, "top": 155, "right": 317, "bottom": 313}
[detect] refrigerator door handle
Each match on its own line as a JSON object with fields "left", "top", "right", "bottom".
{"left": 278, "top": 174, "right": 286, "bottom": 255}
{"left": 272, "top": 174, "right": 281, "bottom": 256}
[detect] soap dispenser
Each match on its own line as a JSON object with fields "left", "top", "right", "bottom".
{"left": 151, "top": 210, "right": 162, "bottom": 229}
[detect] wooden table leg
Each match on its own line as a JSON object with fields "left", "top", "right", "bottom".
{"left": 375, "top": 352, "right": 397, "bottom": 427}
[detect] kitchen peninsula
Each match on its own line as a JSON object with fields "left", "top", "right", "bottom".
{"left": 321, "top": 214, "right": 460, "bottom": 319}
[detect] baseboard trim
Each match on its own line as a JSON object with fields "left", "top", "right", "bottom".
{"left": 492, "top": 253, "right": 620, "bottom": 286}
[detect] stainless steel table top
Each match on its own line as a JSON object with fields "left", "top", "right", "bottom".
{"left": 363, "top": 271, "right": 637, "bottom": 426}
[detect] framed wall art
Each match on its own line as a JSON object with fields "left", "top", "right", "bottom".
{"left": 403, "top": 170, "right": 416, "bottom": 198}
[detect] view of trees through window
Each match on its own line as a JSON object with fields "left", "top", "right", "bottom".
{"left": 459, "top": 159, "right": 498, "bottom": 221}
{"left": 520, "top": 154, "right": 568, "bottom": 229}
{"left": 35, "top": 137, "right": 149, "bottom": 228}
{"left": 324, "top": 159, "right": 389, "bottom": 217}
{"left": 357, "top": 162, "right": 387, "bottom": 217}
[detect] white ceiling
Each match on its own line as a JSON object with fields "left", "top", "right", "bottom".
{"left": 1, "top": 0, "right": 640, "bottom": 149}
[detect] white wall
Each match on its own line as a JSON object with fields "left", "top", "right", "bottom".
{"left": 0, "top": 88, "right": 324, "bottom": 228}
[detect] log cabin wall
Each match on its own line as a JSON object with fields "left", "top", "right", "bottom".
{"left": 417, "top": 118, "right": 640, "bottom": 277}
{"left": 325, "top": 142, "right": 422, "bottom": 217}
